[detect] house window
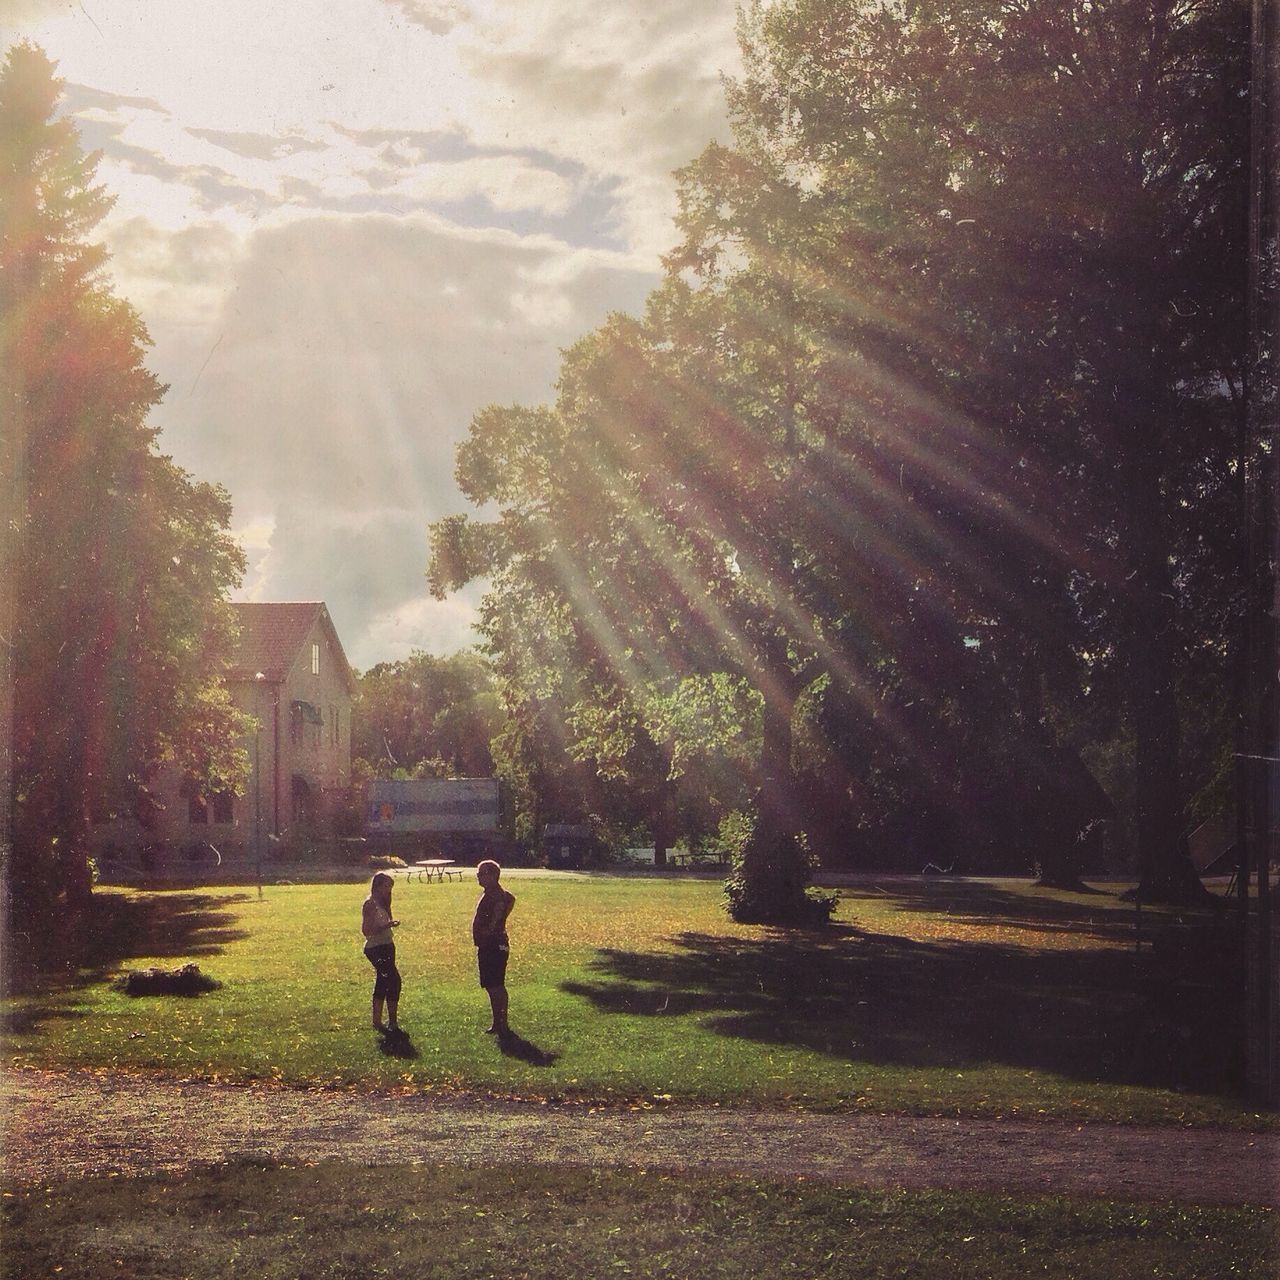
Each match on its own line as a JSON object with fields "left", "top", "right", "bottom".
{"left": 311, "top": 642, "right": 320, "bottom": 676}
{"left": 212, "top": 791, "right": 234, "bottom": 824}
{"left": 188, "top": 794, "right": 209, "bottom": 825}
{"left": 292, "top": 699, "right": 324, "bottom": 749}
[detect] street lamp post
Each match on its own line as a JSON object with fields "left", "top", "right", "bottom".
{"left": 254, "top": 672, "right": 266, "bottom": 900}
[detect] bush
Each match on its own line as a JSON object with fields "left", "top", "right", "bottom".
{"left": 113, "top": 964, "right": 221, "bottom": 997}
{"left": 722, "top": 810, "right": 837, "bottom": 927}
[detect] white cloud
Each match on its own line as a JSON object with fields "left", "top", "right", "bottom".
{"left": 230, "top": 502, "right": 479, "bottom": 667}
{"left": 232, "top": 515, "right": 277, "bottom": 602}
{"left": 138, "top": 211, "right": 655, "bottom": 662}
{"left": 460, "top": 0, "right": 740, "bottom": 255}
{"left": 360, "top": 590, "right": 485, "bottom": 668}
{"left": 383, "top": 0, "right": 471, "bottom": 37}
{"left": 103, "top": 215, "right": 244, "bottom": 325}
{"left": 20, "top": 1, "right": 473, "bottom": 133}
{"left": 5, "top": 0, "right": 742, "bottom": 667}
{"left": 0, "top": 0, "right": 63, "bottom": 33}
{"left": 27, "top": 0, "right": 739, "bottom": 257}
{"left": 377, "top": 155, "right": 575, "bottom": 216}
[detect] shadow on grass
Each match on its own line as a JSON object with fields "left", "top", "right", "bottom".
{"left": 841, "top": 878, "right": 1148, "bottom": 945}
{"left": 377, "top": 1027, "right": 419, "bottom": 1060}
{"left": 2, "top": 890, "right": 252, "bottom": 1036}
{"left": 497, "top": 1029, "right": 558, "bottom": 1066}
{"left": 562, "top": 886, "right": 1244, "bottom": 1097}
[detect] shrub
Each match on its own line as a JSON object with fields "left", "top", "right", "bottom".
{"left": 722, "top": 811, "right": 838, "bottom": 927}
{"left": 114, "top": 964, "right": 221, "bottom": 997}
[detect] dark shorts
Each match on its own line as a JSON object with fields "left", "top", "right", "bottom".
{"left": 477, "top": 942, "right": 509, "bottom": 989}
{"left": 364, "top": 943, "right": 402, "bottom": 1000}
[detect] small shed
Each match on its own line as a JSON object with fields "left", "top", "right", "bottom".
{"left": 543, "top": 823, "right": 593, "bottom": 869}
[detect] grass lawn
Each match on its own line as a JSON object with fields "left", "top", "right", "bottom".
{"left": 2, "top": 1162, "right": 1273, "bottom": 1280}
{"left": 2, "top": 874, "right": 1262, "bottom": 1127}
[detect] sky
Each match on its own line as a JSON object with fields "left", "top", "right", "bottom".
{"left": 2, "top": 0, "right": 743, "bottom": 670}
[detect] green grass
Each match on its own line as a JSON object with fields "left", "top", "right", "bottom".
{"left": 2, "top": 1162, "right": 1273, "bottom": 1280}
{"left": 3, "top": 875, "right": 1262, "bottom": 1126}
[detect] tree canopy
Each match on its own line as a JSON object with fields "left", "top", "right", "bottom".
{"left": 2, "top": 43, "right": 248, "bottom": 927}
{"left": 432, "top": 0, "right": 1247, "bottom": 913}
{"left": 352, "top": 650, "right": 500, "bottom": 782}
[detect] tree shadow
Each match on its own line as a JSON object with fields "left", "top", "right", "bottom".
{"left": 838, "top": 878, "right": 1147, "bottom": 945}
{"left": 561, "top": 916, "right": 1244, "bottom": 1096}
{"left": 841, "top": 879, "right": 1238, "bottom": 956}
{"left": 376, "top": 1027, "right": 420, "bottom": 1060}
{"left": 2, "top": 890, "right": 252, "bottom": 1036}
{"left": 0, "top": 1003, "right": 89, "bottom": 1035}
{"left": 496, "top": 1028, "right": 559, "bottom": 1066}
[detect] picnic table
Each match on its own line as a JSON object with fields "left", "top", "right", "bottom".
{"left": 666, "top": 850, "right": 727, "bottom": 868}
{"left": 405, "top": 858, "right": 465, "bottom": 884}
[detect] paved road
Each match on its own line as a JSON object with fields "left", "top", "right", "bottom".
{"left": 3, "top": 1068, "right": 1276, "bottom": 1207}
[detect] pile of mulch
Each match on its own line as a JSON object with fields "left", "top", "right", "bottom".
{"left": 113, "top": 964, "right": 221, "bottom": 997}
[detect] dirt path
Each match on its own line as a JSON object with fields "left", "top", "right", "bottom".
{"left": 3, "top": 1068, "right": 1276, "bottom": 1208}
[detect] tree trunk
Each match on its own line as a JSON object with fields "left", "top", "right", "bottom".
{"left": 61, "top": 824, "right": 94, "bottom": 909}
{"left": 8, "top": 783, "right": 58, "bottom": 962}
{"left": 1014, "top": 645, "right": 1090, "bottom": 891}
{"left": 1128, "top": 618, "right": 1206, "bottom": 902}
{"left": 725, "top": 660, "right": 829, "bottom": 925}
{"left": 1122, "top": 453, "right": 1208, "bottom": 905}
{"left": 652, "top": 794, "right": 672, "bottom": 868}
{"left": 1100, "top": 317, "right": 1210, "bottom": 906}
{"left": 54, "top": 742, "right": 95, "bottom": 911}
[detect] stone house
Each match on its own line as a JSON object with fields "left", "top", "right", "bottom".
{"left": 93, "top": 601, "right": 356, "bottom": 866}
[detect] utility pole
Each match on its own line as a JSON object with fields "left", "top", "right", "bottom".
{"left": 254, "top": 672, "right": 266, "bottom": 901}
{"left": 1244, "top": 0, "right": 1280, "bottom": 1106}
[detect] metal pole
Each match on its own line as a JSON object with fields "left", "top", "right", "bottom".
{"left": 1245, "top": 0, "right": 1280, "bottom": 1105}
{"left": 254, "top": 672, "right": 265, "bottom": 900}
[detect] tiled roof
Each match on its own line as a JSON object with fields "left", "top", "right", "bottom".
{"left": 227, "top": 602, "right": 333, "bottom": 683}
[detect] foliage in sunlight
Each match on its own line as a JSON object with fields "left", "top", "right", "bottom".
{"left": 1, "top": 43, "right": 248, "bottom": 925}
{"left": 428, "top": 0, "right": 1248, "bottom": 910}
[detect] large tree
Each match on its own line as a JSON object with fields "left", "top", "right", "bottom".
{"left": 693, "top": 0, "right": 1249, "bottom": 901}
{"left": 430, "top": 414, "right": 758, "bottom": 861}
{"left": 2, "top": 44, "right": 247, "bottom": 927}
{"left": 431, "top": 301, "right": 848, "bottom": 919}
{"left": 430, "top": 0, "right": 1247, "bottom": 912}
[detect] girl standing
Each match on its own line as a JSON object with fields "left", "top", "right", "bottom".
{"left": 362, "top": 871, "right": 402, "bottom": 1032}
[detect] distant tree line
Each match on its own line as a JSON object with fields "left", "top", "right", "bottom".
{"left": 429, "top": 0, "right": 1250, "bottom": 918}
{"left": 351, "top": 651, "right": 500, "bottom": 782}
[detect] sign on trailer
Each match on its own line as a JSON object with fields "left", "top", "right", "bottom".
{"left": 366, "top": 778, "right": 500, "bottom": 834}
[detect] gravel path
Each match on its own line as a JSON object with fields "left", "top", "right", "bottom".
{"left": 3, "top": 1068, "right": 1276, "bottom": 1207}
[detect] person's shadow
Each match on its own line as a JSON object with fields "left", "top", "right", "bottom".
{"left": 496, "top": 1029, "right": 558, "bottom": 1066}
{"left": 376, "top": 1027, "right": 419, "bottom": 1060}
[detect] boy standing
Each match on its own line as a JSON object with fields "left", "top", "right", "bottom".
{"left": 472, "top": 860, "right": 516, "bottom": 1036}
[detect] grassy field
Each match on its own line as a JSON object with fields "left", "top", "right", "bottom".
{"left": 2, "top": 874, "right": 1261, "bottom": 1127}
{"left": 2, "top": 1161, "right": 1273, "bottom": 1280}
